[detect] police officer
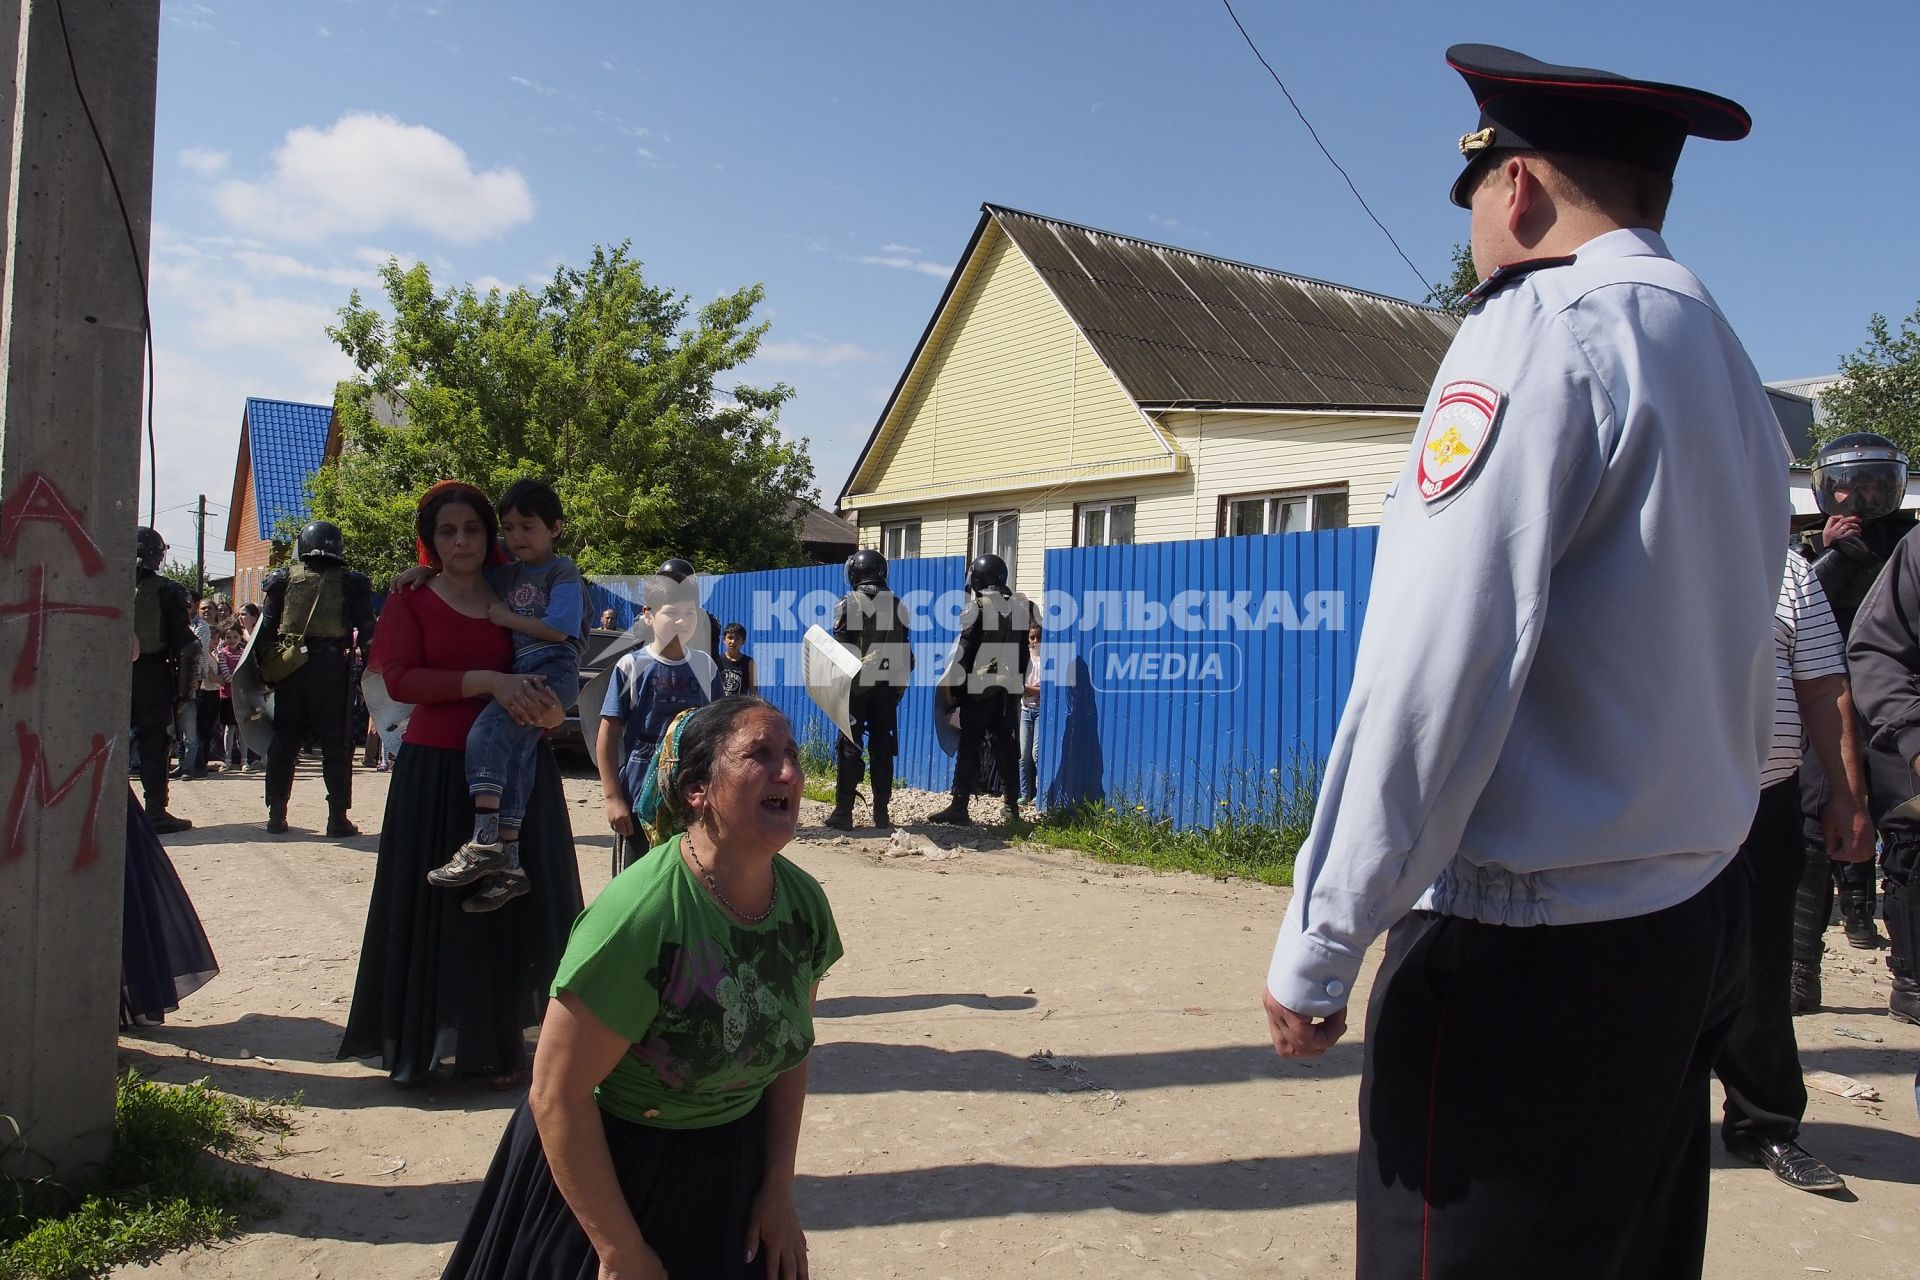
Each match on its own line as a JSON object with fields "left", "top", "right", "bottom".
{"left": 257, "top": 520, "right": 377, "bottom": 836}
{"left": 131, "top": 527, "right": 195, "bottom": 834}
{"left": 825, "top": 549, "right": 914, "bottom": 830}
{"left": 1791, "top": 433, "right": 1917, "bottom": 1007}
{"left": 1263, "top": 46, "right": 1782, "bottom": 1274}
{"left": 929, "top": 553, "right": 1028, "bottom": 827}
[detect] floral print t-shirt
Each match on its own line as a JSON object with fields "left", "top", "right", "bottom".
{"left": 550, "top": 833, "right": 842, "bottom": 1129}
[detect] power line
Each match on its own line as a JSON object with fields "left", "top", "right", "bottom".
{"left": 1218, "top": 0, "right": 1436, "bottom": 298}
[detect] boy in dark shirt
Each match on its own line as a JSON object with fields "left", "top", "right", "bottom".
{"left": 716, "top": 622, "right": 756, "bottom": 697}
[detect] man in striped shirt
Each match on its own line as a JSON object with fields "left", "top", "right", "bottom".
{"left": 1715, "top": 551, "right": 1872, "bottom": 1192}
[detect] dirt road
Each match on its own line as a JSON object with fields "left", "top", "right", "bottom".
{"left": 114, "top": 762, "right": 1920, "bottom": 1278}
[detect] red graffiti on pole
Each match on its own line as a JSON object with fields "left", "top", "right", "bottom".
{"left": 0, "top": 564, "right": 121, "bottom": 691}
{"left": 5, "top": 722, "right": 114, "bottom": 870}
{"left": 0, "top": 472, "right": 106, "bottom": 575}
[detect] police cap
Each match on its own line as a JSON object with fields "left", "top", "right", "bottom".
{"left": 1447, "top": 44, "right": 1751, "bottom": 208}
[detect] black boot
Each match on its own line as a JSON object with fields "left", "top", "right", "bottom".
{"left": 1789, "top": 844, "right": 1833, "bottom": 1006}
{"left": 326, "top": 810, "right": 360, "bottom": 838}
{"left": 147, "top": 809, "right": 192, "bottom": 835}
{"left": 1885, "top": 881, "right": 1919, "bottom": 1025}
{"left": 1837, "top": 858, "right": 1882, "bottom": 949}
{"left": 869, "top": 747, "right": 895, "bottom": 830}
{"left": 825, "top": 740, "right": 862, "bottom": 830}
{"left": 266, "top": 805, "right": 289, "bottom": 835}
{"left": 927, "top": 796, "right": 972, "bottom": 826}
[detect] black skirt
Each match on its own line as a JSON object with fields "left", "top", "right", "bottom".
{"left": 120, "top": 790, "right": 219, "bottom": 1026}
{"left": 443, "top": 1099, "right": 765, "bottom": 1280}
{"left": 338, "top": 742, "right": 583, "bottom": 1083}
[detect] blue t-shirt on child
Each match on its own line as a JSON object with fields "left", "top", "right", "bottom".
{"left": 487, "top": 555, "right": 586, "bottom": 671}
{"left": 602, "top": 646, "right": 717, "bottom": 803}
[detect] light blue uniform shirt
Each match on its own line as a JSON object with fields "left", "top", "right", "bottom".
{"left": 1267, "top": 229, "right": 1790, "bottom": 1017}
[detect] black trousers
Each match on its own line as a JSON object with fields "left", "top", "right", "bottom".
{"left": 834, "top": 692, "right": 900, "bottom": 807}
{"left": 951, "top": 694, "right": 1018, "bottom": 804}
{"left": 266, "top": 643, "right": 353, "bottom": 817}
{"left": 1714, "top": 777, "right": 1807, "bottom": 1143}
{"left": 1357, "top": 856, "right": 1749, "bottom": 1280}
{"left": 193, "top": 690, "right": 222, "bottom": 769}
{"left": 130, "top": 654, "right": 175, "bottom": 814}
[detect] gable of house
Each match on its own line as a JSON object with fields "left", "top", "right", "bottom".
{"left": 235, "top": 397, "right": 334, "bottom": 543}
{"left": 845, "top": 221, "right": 1182, "bottom": 510}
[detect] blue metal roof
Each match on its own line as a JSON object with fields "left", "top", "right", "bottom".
{"left": 245, "top": 397, "right": 332, "bottom": 540}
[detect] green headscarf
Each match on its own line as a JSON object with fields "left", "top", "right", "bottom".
{"left": 633, "top": 706, "right": 701, "bottom": 847}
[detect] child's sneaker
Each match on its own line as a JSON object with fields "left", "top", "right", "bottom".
{"left": 428, "top": 842, "right": 505, "bottom": 887}
{"left": 462, "top": 867, "right": 530, "bottom": 913}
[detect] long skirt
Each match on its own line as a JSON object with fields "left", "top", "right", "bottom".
{"left": 120, "top": 790, "right": 219, "bottom": 1026}
{"left": 443, "top": 1099, "right": 765, "bottom": 1279}
{"left": 337, "top": 742, "right": 583, "bottom": 1084}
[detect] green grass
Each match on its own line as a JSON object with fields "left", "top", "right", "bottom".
{"left": 797, "top": 723, "right": 838, "bottom": 805}
{"left": 0, "top": 1072, "right": 295, "bottom": 1280}
{"left": 1026, "top": 758, "right": 1321, "bottom": 887}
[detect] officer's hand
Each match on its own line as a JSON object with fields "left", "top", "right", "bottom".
{"left": 605, "top": 796, "right": 635, "bottom": 837}
{"left": 1823, "top": 514, "right": 1863, "bottom": 545}
{"left": 1262, "top": 987, "right": 1347, "bottom": 1059}
{"left": 1825, "top": 798, "right": 1875, "bottom": 864}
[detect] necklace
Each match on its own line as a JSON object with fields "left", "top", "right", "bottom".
{"left": 684, "top": 831, "right": 777, "bottom": 924}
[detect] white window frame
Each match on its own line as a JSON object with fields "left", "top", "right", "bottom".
{"left": 1076, "top": 499, "right": 1136, "bottom": 547}
{"left": 1221, "top": 485, "right": 1349, "bottom": 537}
{"left": 970, "top": 509, "right": 1019, "bottom": 583}
{"left": 880, "top": 519, "right": 921, "bottom": 561}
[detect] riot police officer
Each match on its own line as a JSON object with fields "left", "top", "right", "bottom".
{"left": 132, "top": 527, "right": 195, "bottom": 833}
{"left": 930, "top": 553, "right": 1029, "bottom": 827}
{"left": 825, "top": 549, "right": 914, "bottom": 829}
{"left": 1792, "top": 433, "right": 1917, "bottom": 1009}
{"left": 257, "top": 520, "right": 377, "bottom": 836}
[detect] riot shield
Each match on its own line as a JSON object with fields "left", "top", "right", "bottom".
{"left": 801, "top": 625, "right": 860, "bottom": 742}
{"left": 229, "top": 624, "right": 276, "bottom": 760}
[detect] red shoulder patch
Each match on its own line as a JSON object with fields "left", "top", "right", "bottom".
{"left": 1416, "top": 380, "right": 1505, "bottom": 504}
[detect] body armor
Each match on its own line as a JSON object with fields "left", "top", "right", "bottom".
{"left": 280, "top": 562, "right": 349, "bottom": 639}
{"left": 133, "top": 575, "right": 167, "bottom": 654}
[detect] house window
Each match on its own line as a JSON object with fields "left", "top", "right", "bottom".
{"left": 1221, "top": 485, "right": 1349, "bottom": 536}
{"left": 881, "top": 519, "right": 921, "bottom": 560}
{"left": 970, "top": 509, "right": 1019, "bottom": 583}
{"left": 1076, "top": 500, "right": 1136, "bottom": 547}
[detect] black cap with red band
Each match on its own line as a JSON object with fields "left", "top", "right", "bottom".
{"left": 1446, "top": 44, "right": 1751, "bottom": 208}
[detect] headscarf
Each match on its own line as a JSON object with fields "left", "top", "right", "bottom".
{"left": 414, "top": 479, "right": 512, "bottom": 569}
{"left": 633, "top": 706, "right": 701, "bottom": 846}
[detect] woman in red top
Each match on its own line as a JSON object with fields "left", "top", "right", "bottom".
{"left": 338, "top": 481, "right": 585, "bottom": 1087}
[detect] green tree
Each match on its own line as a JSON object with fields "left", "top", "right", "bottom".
{"left": 1814, "top": 300, "right": 1920, "bottom": 456}
{"left": 1423, "top": 243, "right": 1479, "bottom": 315}
{"left": 307, "top": 244, "right": 816, "bottom": 583}
{"left": 159, "top": 558, "right": 202, "bottom": 595}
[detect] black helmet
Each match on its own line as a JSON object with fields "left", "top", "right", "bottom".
{"left": 135, "top": 526, "right": 167, "bottom": 571}
{"left": 1812, "top": 433, "right": 1908, "bottom": 521}
{"left": 657, "top": 557, "right": 695, "bottom": 582}
{"left": 967, "top": 553, "right": 1009, "bottom": 593}
{"left": 296, "top": 519, "right": 346, "bottom": 565}
{"left": 846, "top": 548, "right": 888, "bottom": 588}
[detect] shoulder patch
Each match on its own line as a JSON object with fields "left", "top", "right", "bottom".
{"left": 1416, "top": 380, "right": 1506, "bottom": 505}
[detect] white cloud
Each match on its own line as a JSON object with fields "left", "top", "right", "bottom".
{"left": 179, "top": 146, "right": 229, "bottom": 176}
{"left": 757, "top": 340, "right": 875, "bottom": 366}
{"left": 229, "top": 248, "right": 378, "bottom": 289}
{"left": 316, "top": 24, "right": 331, "bottom": 37}
{"left": 636, "top": 147, "right": 655, "bottom": 160}
{"left": 879, "top": 242, "right": 920, "bottom": 255}
{"left": 211, "top": 113, "right": 535, "bottom": 244}
{"left": 510, "top": 74, "right": 560, "bottom": 96}
{"left": 858, "top": 254, "right": 951, "bottom": 279}
{"left": 166, "top": 3, "right": 214, "bottom": 31}
{"left": 601, "top": 59, "right": 615, "bottom": 71}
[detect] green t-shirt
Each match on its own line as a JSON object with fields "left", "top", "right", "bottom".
{"left": 550, "top": 833, "right": 842, "bottom": 1129}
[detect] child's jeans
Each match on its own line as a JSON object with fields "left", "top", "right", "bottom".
{"left": 1018, "top": 700, "right": 1040, "bottom": 801}
{"left": 467, "top": 646, "right": 580, "bottom": 830}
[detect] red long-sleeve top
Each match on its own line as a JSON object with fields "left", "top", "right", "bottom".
{"left": 369, "top": 586, "right": 513, "bottom": 750}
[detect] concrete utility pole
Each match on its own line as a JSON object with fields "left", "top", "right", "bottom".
{"left": 0, "top": 0, "right": 161, "bottom": 1176}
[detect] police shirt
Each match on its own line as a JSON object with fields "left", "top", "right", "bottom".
{"left": 1267, "top": 228, "right": 1790, "bottom": 1017}
{"left": 1763, "top": 553, "right": 1845, "bottom": 788}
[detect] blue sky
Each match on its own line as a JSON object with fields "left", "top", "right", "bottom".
{"left": 149, "top": 0, "right": 1920, "bottom": 576}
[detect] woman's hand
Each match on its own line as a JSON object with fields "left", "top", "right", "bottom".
{"left": 744, "top": 1180, "right": 808, "bottom": 1279}
{"left": 487, "top": 601, "right": 514, "bottom": 627}
{"left": 488, "top": 671, "right": 556, "bottom": 725}
{"left": 604, "top": 795, "right": 634, "bottom": 836}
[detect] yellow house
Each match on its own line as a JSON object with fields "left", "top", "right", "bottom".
{"left": 838, "top": 204, "right": 1461, "bottom": 595}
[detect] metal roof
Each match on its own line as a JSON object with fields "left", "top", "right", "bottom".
{"left": 243, "top": 397, "right": 333, "bottom": 540}
{"left": 986, "top": 205, "right": 1459, "bottom": 412}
